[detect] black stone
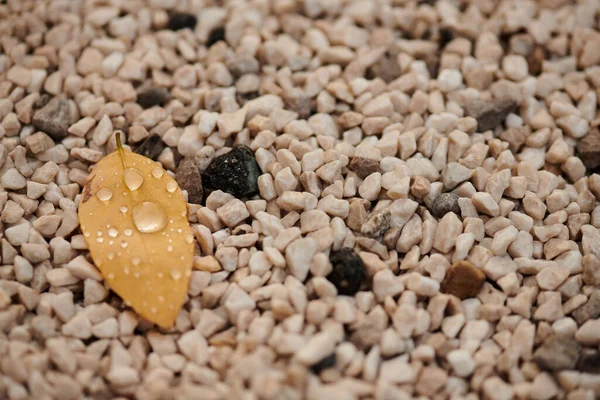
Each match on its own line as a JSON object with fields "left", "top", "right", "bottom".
{"left": 431, "top": 192, "right": 461, "bottom": 218}
{"left": 134, "top": 134, "right": 164, "bottom": 160}
{"left": 202, "top": 145, "right": 261, "bottom": 198}
{"left": 311, "top": 353, "right": 336, "bottom": 373}
{"left": 176, "top": 157, "right": 203, "bottom": 204}
{"left": 207, "top": 26, "right": 226, "bottom": 47}
{"left": 137, "top": 88, "right": 169, "bottom": 109}
{"left": 166, "top": 12, "right": 197, "bottom": 31}
{"left": 577, "top": 351, "right": 600, "bottom": 374}
{"left": 327, "top": 248, "right": 367, "bottom": 296}
{"left": 32, "top": 95, "right": 70, "bottom": 140}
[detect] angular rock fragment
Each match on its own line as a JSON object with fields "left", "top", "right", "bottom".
{"left": 577, "top": 351, "right": 600, "bottom": 374}
{"left": 431, "top": 192, "right": 461, "bottom": 218}
{"left": 348, "top": 156, "right": 379, "bottom": 179}
{"left": 167, "top": 12, "right": 197, "bottom": 31}
{"left": 176, "top": 157, "right": 203, "bottom": 204}
{"left": 134, "top": 134, "right": 164, "bottom": 160}
{"left": 533, "top": 336, "right": 581, "bottom": 371}
{"left": 137, "top": 88, "right": 169, "bottom": 109}
{"left": 441, "top": 261, "right": 486, "bottom": 299}
{"left": 572, "top": 290, "right": 600, "bottom": 325}
{"left": 327, "top": 248, "right": 367, "bottom": 295}
{"left": 464, "top": 99, "right": 517, "bottom": 132}
{"left": 32, "top": 96, "right": 70, "bottom": 140}
{"left": 576, "top": 127, "right": 600, "bottom": 170}
{"left": 203, "top": 145, "right": 261, "bottom": 198}
{"left": 207, "top": 26, "right": 226, "bottom": 47}
{"left": 361, "top": 208, "right": 391, "bottom": 238}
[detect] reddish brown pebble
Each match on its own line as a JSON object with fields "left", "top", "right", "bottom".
{"left": 464, "top": 99, "right": 517, "bottom": 132}
{"left": 576, "top": 127, "right": 600, "bottom": 170}
{"left": 441, "top": 260, "right": 486, "bottom": 299}
{"left": 347, "top": 156, "right": 379, "bottom": 179}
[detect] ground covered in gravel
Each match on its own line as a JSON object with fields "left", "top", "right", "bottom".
{"left": 1, "top": 0, "right": 600, "bottom": 399}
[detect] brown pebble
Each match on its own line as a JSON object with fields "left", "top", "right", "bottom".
{"left": 347, "top": 156, "right": 379, "bottom": 179}
{"left": 572, "top": 290, "right": 600, "bottom": 325}
{"left": 32, "top": 95, "right": 71, "bottom": 140}
{"left": 527, "top": 45, "right": 546, "bottom": 76}
{"left": 282, "top": 88, "right": 312, "bottom": 119}
{"left": 576, "top": 127, "right": 600, "bottom": 170}
{"left": 176, "top": 157, "right": 203, "bottom": 204}
{"left": 440, "top": 261, "right": 485, "bottom": 300}
{"left": 431, "top": 193, "right": 461, "bottom": 218}
{"left": 361, "top": 208, "right": 391, "bottom": 238}
{"left": 368, "top": 51, "right": 402, "bottom": 83}
{"left": 576, "top": 351, "right": 600, "bottom": 374}
{"left": 134, "top": 134, "right": 164, "bottom": 160}
{"left": 533, "top": 335, "right": 581, "bottom": 371}
{"left": 464, "top": 99, "right": 517, "bottom": 132}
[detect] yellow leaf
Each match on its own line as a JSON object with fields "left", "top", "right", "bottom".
{"left": 78, "top": 135, "right": 194, "bottom": 328}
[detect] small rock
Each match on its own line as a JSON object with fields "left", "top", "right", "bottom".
{"left": 282, "top": 89, "right": 312, "bottom": 119}
{"left": 311, "top": 353, "right": 336, "bottom": 373}
{"left": 368, "top": 51, "right": 402, "bottom": 83}
{"left": 464, "top": 99, "right": 517, "bottom": 132}
{"left": 203, "top": 145, "right": 261, "bottom": 198}
{"left": 361, "top": 208, "right": 391, "bottom": 238}
{"left": 176, "top": 157, "right": 203, "bottom": 204}
{"left": 137, "top": 88, "right": 169, "bottom": 109}
{"left": 167, "top": 12, "right": 197, "bottom": 31}
{"left": 572, "top": 290, "right": 600, "bottom": 325}
{"left": 134, "top": 134, "right": 164, "bottom": 160}
{"left": 206, "top": 26, "right": 226, "bottom": 47}
{"left": 32, "top": 96, "right": 71, "bottom": 140}
{"left": 533, "top": 335, "right": 581, "bottom": 371}
{"left": 576, "top": 127, "right": 600, "bottom": 170}
{"left": 441, "top": 260, "right": 486, "bottom": 299}
{"left": 431, "top": 192, "right": 461, "bottom": 218}
{"left": 327, "top": 248, "right": 367, "bottom": 295}
{"left": 347, "top": 156, "right": 379, "bottom": 179}
{"left": 576, "top": 351, "right": 600, "bottom": 374}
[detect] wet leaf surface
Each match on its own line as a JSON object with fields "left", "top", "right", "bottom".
{"left": 79, "top": 136, "right": 194, "bottom": 327}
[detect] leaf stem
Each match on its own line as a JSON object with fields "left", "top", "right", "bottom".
{"left": 115, "top": 131, "right": 126, "bottom": 168}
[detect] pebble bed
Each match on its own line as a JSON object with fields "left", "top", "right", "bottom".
{"left": 1, "top": 1, "right": 600, "bottom": 399}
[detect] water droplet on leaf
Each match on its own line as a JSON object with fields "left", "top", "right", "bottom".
{"left": 132, "top": 201, "right": 168, "bottom": 233}
{"left": 124, "top": 168, "right": 144, "bottom": 191}
{"left": 152, "top": 167, "right": 164, "bottom": 178}
{"left": 171, "top": 269, "right": 182, "bottom": 280}
{"left": 107, "top": 228, "right": 118, "bottom": 237}
{"left": 166, "top": 180, "right": 177, "bottom": 193}
{"left": 97, "top": 188, "right": 113, "bottom": 201}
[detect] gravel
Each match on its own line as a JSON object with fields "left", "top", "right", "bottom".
{"left": 1, "top": 0, "right": 600, "bottom": 399}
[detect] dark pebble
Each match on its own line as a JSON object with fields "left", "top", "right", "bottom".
{"left": 167, "top": 12, "right": 197, "bottom": 31}
{"left": 327, "top": 248, "right": 367, "bottom": 296}
{"left": 137, "top": 88, "right": 169, "bottom": 109}
{"left": 282, "top": 88, "right": 312, "bottom": 119}
{"left": 32, "top": 95, "right": 71, "bottom": 140}
{"left": 533, "top": 335, "right": 581, "bottom": 371}
{"left": 577, "top": 351, "right": 600, "bottom": 374}
{"left": 464, "top": 99, "right": 517, "bottom": 132}
{"left": 134, "top": 134, "right": 164, "bottom": 160}
{"left": 202, "top": 145, "right": 261, "bottom": 198}
{"left": 207, "top": 26, "right": 226, "bottom": 47}
{"left": 431, "top": 192, "right": 461, "bottom": 218}
{"left": 347, "top": 156, "right": 379, "bottom": 179}
{"left": 572, "top": 290, "right": 600, "bottom": 325}
{"left": 441, "top": 261, "right": 486, "bottom": 300}
{"left": 176, "top": 157, "right": 203, "bottom": 204}
{"left": 311, "top": 353, "right": 336, "bottom": 373}
{"left": 527, "top": 45, "right": 546, "bottom": 76}
{"left": 367, "top": 51, "right": 402, "bottom": 83}
{"left": 576, "top": 127, "right": 600, "bottom": 170}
